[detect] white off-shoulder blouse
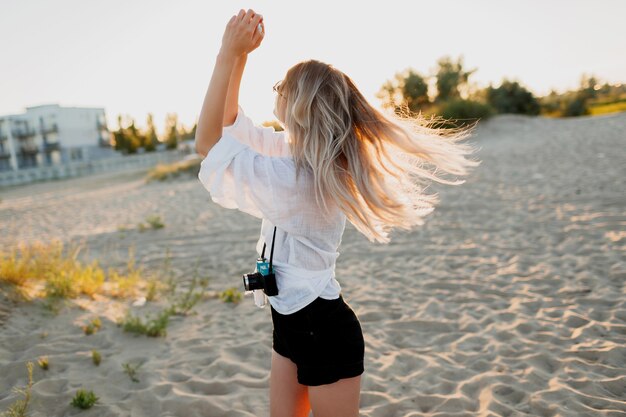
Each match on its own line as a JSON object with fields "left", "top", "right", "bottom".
{"left": 197, "top": 105, "right": 346, "bottom": 315}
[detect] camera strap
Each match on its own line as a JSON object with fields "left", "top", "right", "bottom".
{"left": 260, "top": 226, "right": 277, "bottom": 273}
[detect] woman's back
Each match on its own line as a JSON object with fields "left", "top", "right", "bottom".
{"left": 198, "top": 104, "right": 347, "bottom": 314}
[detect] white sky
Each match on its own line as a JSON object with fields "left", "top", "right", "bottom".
{"left": 1, "top": 0, "right": 625, "bottom": 136}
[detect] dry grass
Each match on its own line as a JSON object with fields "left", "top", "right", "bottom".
{"left": 0, "top": 240, "right": 149, "bottom": 304}
{"left": 144, "top": 157, "right": 201, "bottom": 182}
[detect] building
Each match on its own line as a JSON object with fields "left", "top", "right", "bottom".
{"left": 0, "top": 103, "right": 115, "bottom": 172}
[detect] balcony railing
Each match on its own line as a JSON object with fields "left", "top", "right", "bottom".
{"left": 44, "top": 142, "right": 60, "bottom": 151}
{"left": 12, "top": 127, "right": 37, "bottom": 138}
{"left": 20, "top": 144, "right": 39, "bottom": 154}
{"left": 42, "top": 124, "right": 59, "bottom": 134}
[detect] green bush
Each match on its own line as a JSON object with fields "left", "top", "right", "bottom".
{"left": 439, "top": 99, "right": 495, "bottom": 128}
{"left": 486, "top": 80, "right": 540, "bottom": 115}
{"left": 563, "top": 94, "right": 590, "bottom": 117}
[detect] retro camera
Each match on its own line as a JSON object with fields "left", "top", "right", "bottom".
{"left": 242, "top": 258, "right": 278, "bottom": 295}
{"left": 242, "top": 226, "right": 279, "bottom": 308}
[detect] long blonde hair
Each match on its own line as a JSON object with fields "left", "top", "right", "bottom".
{"left": 280, "top": 59, "right": 482, "bottom": 243}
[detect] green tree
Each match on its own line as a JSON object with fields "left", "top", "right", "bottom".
{"left": 434, "top": 55, "right": 477, "bottom": 103}
{"left": 125, "top": 119, "right": 144, "bottom": 154}
{"left": 164, "top": 113, "right": 179, "bottom": 150}
{"left": 112, "top": 115, "right": 140, "bottom": 154}
{"left": 579, "top": 73, "right": 599, "bottom": 101}
{"left": 376, "top": 69, "right": 430, "bottom": 114}
{"left": 113, "top": 115, "right": 128, "bottom": 152}
{"left": 143, "top": 114, "right": 159, "bottom": 152}
{"left": 563, "top": 92, "right": 589, "bottom": 117}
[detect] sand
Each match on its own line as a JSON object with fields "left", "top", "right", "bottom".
{"left": 0, "top": 111, "right": 625, "bottom": 416}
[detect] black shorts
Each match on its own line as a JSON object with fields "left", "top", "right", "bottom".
{"left": 270, "top": 293, "right": 365, "bottom": 386}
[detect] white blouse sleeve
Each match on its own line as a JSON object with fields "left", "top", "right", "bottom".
{"left": 197, "top": 131, "right": 302, "bottom": 226}
{"left": 222, "top": 104, "right": 291, "bottom": 157}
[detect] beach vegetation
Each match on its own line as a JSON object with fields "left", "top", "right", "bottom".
{"left": 378, "top": 54, "right": 626, "bottom": 123}
{"left": 82, "top": 317, "right": 102, "bottom": 335}
{"left": 0, "top": 240, "right": 154, "bottom": 310}
{"left": 145, "top": 157, "right": 201, "bottom": 182}
{"left": 164, "top": 260, "right": 210, "bottom": 316}
{"left": 485, "top": 80, "right": 541, "bottom": 115}
{"left": 219, "top": 287, "right": 243, "bottom": 303}
{"left": 439, "top": 99, "right": 495, "bottom": 128}
{"left": 91, "top": 349, "right": 101, "bottom": 366}
{"left": 137, "top": 214, "right": 165, "bottom": 231}
{"left": 145, "top": 278, "right": 160, "bottom": 301}
{"left": 122, "top": 362, "right": 142, "bottom": 383}
{"left": 0, "top": 362, "right": 34, "bottom": 417}
{"left": 119, "top": 309, "right": 170, "bottom": 337}
{"left": 70, "top": 389, "right": 99, "bottom": 410}
{"left": 37, "top": 356, "right": 49, "bottom": 370}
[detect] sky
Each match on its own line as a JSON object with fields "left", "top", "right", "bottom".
{"left": 2, "top": 0, "right": 625, "bottom": 137}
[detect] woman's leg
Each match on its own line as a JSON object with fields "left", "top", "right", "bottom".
{"left": 270, "top": 349, "right": 311, "bottom": 417}
{"left": 308, "top": 374, "right": 362, "bottom": 417}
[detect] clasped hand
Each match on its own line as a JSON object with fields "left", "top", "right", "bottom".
{"left": 220, "top": 9, "right": 264, "bottom": 59}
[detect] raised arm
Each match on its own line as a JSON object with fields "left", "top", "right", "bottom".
{"left": 195, "top": 52, "right": 237, "bottom": 157}
{"left": 195, "top": 9, "right": 263, "bottom": 157}
{"left": 223, "top": 54, "right": 247, "bottom": 127}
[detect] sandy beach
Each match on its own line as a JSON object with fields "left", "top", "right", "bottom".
{"left": 1, "top": 112, "right": 625, "bottom": 416}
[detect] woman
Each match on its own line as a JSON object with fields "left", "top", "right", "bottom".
{"left": 195, "top": 9, "right": 481, "bottom": 417}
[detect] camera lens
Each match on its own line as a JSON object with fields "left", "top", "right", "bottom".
{"left": 242, "top": 272, "right": 263, "bottom": 291}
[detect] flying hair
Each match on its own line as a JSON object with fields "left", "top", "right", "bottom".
{"left": 279, "top": 59, "right": 482, "bottom": 243}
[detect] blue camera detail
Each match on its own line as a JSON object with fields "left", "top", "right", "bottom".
{"left": 256, "top": 258, "right": 273, "bottom": 276}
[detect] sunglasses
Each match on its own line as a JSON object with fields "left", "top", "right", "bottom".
{"left": 273, "top": 80, "right": 286, "bottom": 98}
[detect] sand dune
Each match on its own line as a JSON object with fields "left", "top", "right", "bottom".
{"left": 1, "top": 112, "right": 625, "bottom": 416}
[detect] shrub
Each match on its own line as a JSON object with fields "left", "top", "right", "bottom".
{"left": 439, "top": 99, "right": 495, "bottom": 128}
{"left": 486, "top": 80, "right": 540, "bottom": 115}
{"left": 563, "top": 94, "right": 590, "bottom": 117}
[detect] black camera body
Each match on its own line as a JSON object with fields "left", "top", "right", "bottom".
{"left": 242, "top": 226, "right": 279, "bottom": 298}
{"left": 242, "top": 261, "right": 279, "bottom": 296}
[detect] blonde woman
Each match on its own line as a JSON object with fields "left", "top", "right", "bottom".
{"left": 196, "top": 9, "right": 481, "bottom": 417}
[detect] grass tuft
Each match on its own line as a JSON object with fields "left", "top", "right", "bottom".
{"left": 120, "top": 309, "right": 170, "bottom": 337}
{"left": 70, "top": 389, "right": 99, "bottom": 409}
{"left": 219, "top": 287, "right": 243, "bottom": 303}
{"left": 83, "top": 317, "right": 102, "bottom": 335}
{"left": 122, "top": 362, "right": 142, "bottom": 383}
{"left": 145, "top": 157, "right": 201, "bottom": 182}
{"left": 37, "top": 356, "right": 49, "bottom": 370}
{"left": 91, "top": 349, "right": 101, "bottom": 366}
{"left": 0, "top": 362, "right": 34, "bottom": 417}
